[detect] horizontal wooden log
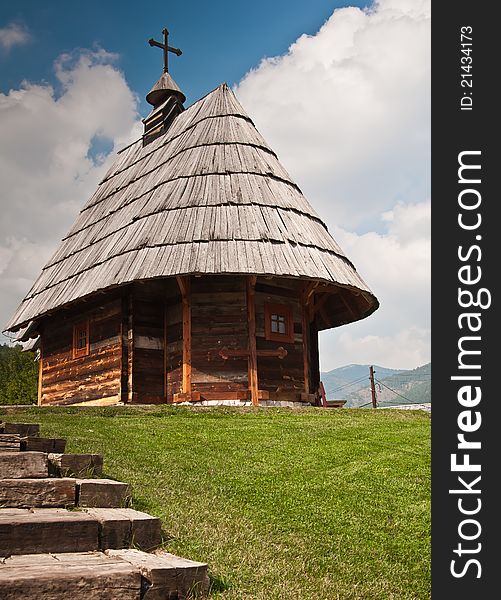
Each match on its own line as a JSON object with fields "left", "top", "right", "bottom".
{"left": 83, "top": 508, "right": 162, "bottom": 551}
{"left": 106, "top": 549, "right": 209, "bottom": 600}
{"left": 0, "top": 435, "right": 21, "bottom": 453}
{"left": 0, "top": 508, "right": 100, "bottom": 556}
{"left": 48, "top": 453, "right": 103, "bottom": 477}
{"left": 172, "top": 392, "right": 201, "bottom": 403}
{"left": 21, "top": 437, "right": 66, "bottom": 453}
{"left": 0, "top": 552, "right": 141, "bottom": 600}
{"left": 219, "top": 347, "right": 288, "bottom": 360}
{"left": 2, "top": 424, "right": 39, "bottom": 437}
{"left": 0, "top": 452, "right": 48, "bottom": 479}
{"left": 0, "top": 478, "right": 76, "bottom": 508}
{"left": 76, "top": 479, "right": 131, "bottom": 508}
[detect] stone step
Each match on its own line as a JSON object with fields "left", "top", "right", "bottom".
{"left": 0, "top": 478, "right": 76, "bottom": 508}
{"left": 21, "top": 436, "right": 66, "bottom": 453}
{"left": 0, "top": 551, "right": 141, "bottom": 599}
{"left": 0, "top": 550, "right": 209, "bottom": 600}
{"left": 49, "top": 453, "right": 103, "bottom": 477}
{"left": 83, "top": 508, "right": 162, "bottom": 552}
{"left": 107, "top": 549, "right": 210, "bottom": 600}
{"left": 0, "top": 452, "right": 48, "bottom": 479}
{"left": 0, "top": 508, "right": 162, "bottom": 557}
{"left": 0, "top": 435, "right": 21, "bottom": 453}
{"left": 0, "top": 508, "right": 99, "bottom": 557}
{"left": 76, "top": 478, "right": 131, "bottom": 508}
{"left": 0, "top": 478, "right": 133, "bottom": 509}
{"left": 1, "top": 423, "right": 40, "bottom": 437}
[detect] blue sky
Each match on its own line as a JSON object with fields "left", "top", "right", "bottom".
{"left": 0, "top": 0, "right": 430, "bottom": 369}
{"left": 1, "top": 0, "right": 367, "bottom": 112}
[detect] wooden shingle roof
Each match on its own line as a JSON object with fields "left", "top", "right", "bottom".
{"left": 5, "top": 83, "right": 378, "bottom": 332}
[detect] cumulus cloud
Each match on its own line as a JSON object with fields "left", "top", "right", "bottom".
{"left": 0, "top": 22, "right": 30, "bottom": 51}
{"left": 235, "top": 0, "right": 430, "bottom": 369}
{"left": 235, "top": 0, "right": 430, "bottom": 231}
{"left": 0, "top": 48, "right": 141, "bottom": 336}
{"left": 320, "top": 199, "right": 430, "bottom": 370}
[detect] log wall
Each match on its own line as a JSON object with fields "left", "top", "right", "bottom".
{"left": 191, "top": 276, "right": 248, "bottom": 396}
{"left": 40, "top": 294, "right": 122, "bottom": 406}
{"left": 255, "top": 278, "right": 306, "bottom": 397}
{"left": 130, "top": 281, "right": 167, "bottom": 404}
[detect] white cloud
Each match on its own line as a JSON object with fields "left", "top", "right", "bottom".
{"left": 235, "top": 0, "right": 430, "bottom": 231}
{"left": 320, "top": 200, "right": 430, "bottom": 370}
{"left": 0, "top": 22, "right": 30, "bottom": 51}
{"left": 0, "top": 48, "right": 141, "bottom": 337}
{"left": 235, "top": 0, "right": 430, "bottom": 370}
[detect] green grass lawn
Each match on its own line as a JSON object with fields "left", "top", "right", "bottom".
{"left": 1, "top": 405, "right": 430, "bottom": 599}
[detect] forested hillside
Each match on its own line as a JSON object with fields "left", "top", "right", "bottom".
{"left": 0, "top": 344, "right": 38, "bottom": 405}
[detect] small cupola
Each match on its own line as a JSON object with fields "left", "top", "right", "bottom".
{"left": 143, "top": 28, "right": 185, "bottom": 146}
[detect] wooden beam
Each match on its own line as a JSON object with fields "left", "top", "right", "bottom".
{"left": 301, "top": 285, "right": 312, "bottom": 394}
{"left": 177, "top": 276, "right": 191, "bottom": 394}
{"left": 119, "top": 294, "right": 129, "bottom": 405}
{"left": 37, "top": 340, "right": 43, "bottom": 407}
{"left": 246, "top": 275, "right": 259, "bottom": 406}
{"left": 219, "top": 347, "right": 287, "bottom": 360}
{"left": 163, "top": 306, "right": 168, "bottom": 402}
{"left": 127, "top": 293, "right": 134, "bottom": 404}
{"left": 338, "top": 288, "right": 359, "bottom": 320}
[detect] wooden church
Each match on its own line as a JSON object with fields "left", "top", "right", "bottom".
{"left": 4, "top": 30, "right": 379, "bottom": 407}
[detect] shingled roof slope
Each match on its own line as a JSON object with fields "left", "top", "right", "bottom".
{"left": 5, "top": 83, "right": 378, "bottom": 332}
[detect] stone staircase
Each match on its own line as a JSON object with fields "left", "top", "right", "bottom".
{"left": 0, "top": 421, "right": 209, "bottom": 599}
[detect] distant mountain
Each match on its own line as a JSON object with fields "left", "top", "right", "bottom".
{"left": 320, "top": 363, "right": 431, "bottom": 407}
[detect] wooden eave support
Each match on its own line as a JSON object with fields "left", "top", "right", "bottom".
{"left": 37, "top": 340, "right": 43, "bottom": 406}
{"left": 338, "top": 288, "right": 360, "bottom": 320}
{"left": 176, "top": 276, "right": 191, "bottom": 395}
{"left": 301, "top": 282, "right": 318, "bottom": 395}
{"left": 247, "top": 276, "right": 259, "bottom": 406}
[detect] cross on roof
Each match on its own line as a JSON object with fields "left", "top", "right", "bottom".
{"left": 148, "top": 28, "right": 182, "bottom": 73}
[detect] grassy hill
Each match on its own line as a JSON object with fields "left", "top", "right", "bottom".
{"left": 321, "top": 363, "right": 431, "bottom": 407}
{"left": 0, "top": 405, "right": 430, "bottom": 599}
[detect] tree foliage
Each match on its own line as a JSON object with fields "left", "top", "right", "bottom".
{"left": 0, "top": 344, "right": 38, "bottom": 405}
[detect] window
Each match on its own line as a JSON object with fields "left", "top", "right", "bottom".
{"left": 264, "top": 303, "right": 294, "bottom": 343}
{"left": 73, "top": 321, "right": 89, "bottom": 358}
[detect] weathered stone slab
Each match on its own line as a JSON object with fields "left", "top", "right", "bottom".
{"left": 21, "top": 436, "right": 66, "bottom": 453}
{"left": 0, "top": 478, "right": 76, "bottom": 508}
{"left": 84, "top": 508, "right": 162, "bottom": 551}
{"left": 48, "top": 453, "right": 103, "bottom": 477}
{"left": 0, "top": 452, "right": 48, "bottom": 479}
{"left": 107, "top": 549, "right": 210, "bottom": 600}
{"left": 0, "top": 435, "right": 21, "bottom": 453}
{"left": 2, "top": 423, "right": 39, "bottom": 437}
{"left": 0, "top": 508, "right": 99, "bottom": 557}
{"left": 76, "top": 479, "right": 131, "bottom": 508}
{"left": 0, "top": 551, "right": 141, "bottom": 599}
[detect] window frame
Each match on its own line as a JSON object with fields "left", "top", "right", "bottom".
{"left": 73, "top": 320, "right": 90, "bottom": 359}
{"left": 264, "top": 303, "right": 294, "bottom": 343}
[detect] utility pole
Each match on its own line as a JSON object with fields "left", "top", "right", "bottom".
{"left": 369, "top": 365, "right": 377, "bottom": 408}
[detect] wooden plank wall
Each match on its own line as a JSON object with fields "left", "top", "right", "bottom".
{"left": 164, "top": 282, "right": 183, "bottom": 402}
{"left": 130, "top": 281, "right": 167, "bottom": 404}
{"left": 255, "top": 278, "right": 305, "bottom": 398}
{"left": 40, "top": 295, "right": 122, "bottom": 406}
{"left": 191, "top": 276, "right": 248, "bottom": 395}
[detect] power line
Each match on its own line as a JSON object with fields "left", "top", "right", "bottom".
{"left": 324, "top": 375, "right": 368, "bottom": 395}
{"left": 376, "top": 379, "right": 413, "bottom": 403}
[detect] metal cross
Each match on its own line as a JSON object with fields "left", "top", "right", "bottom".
{"left": 148, "top": 28, "right": 182, "bottom": 73}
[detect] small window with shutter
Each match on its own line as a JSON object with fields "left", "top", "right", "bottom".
{"left": 264, "top": 303, "right": 294, "bottom": 343}
{"left": 73, "top": 321, "right": 90, "bottom": 358}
